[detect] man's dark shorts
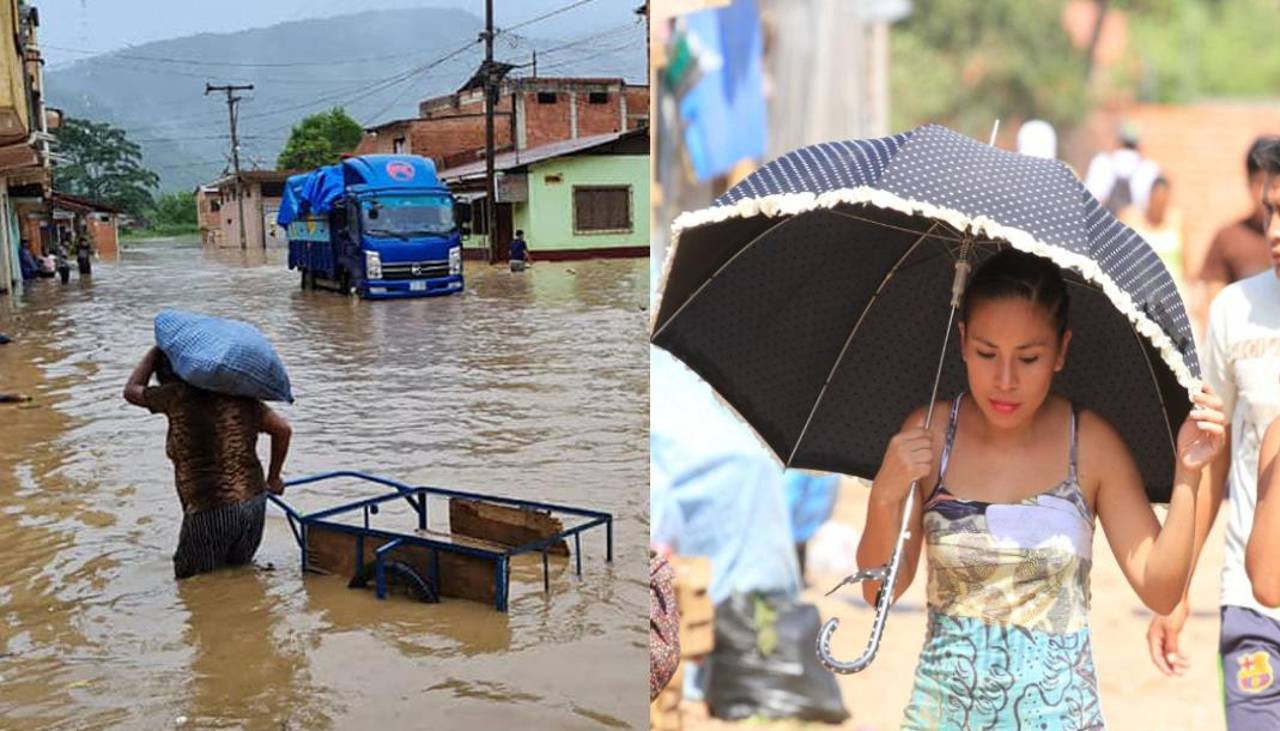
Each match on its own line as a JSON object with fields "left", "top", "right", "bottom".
{"left": 1221, "top": 605, "right": 1280, "bottom": 730}
{"left": 173, "top": 493, "right": 267, "bottom": 579}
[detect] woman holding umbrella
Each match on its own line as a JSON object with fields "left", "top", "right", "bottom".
{"left": 652, "top": 124, "right": 1229, "bottom": 729}
{"left": 859, "top": 249, "right": 1223, "bottom": 728}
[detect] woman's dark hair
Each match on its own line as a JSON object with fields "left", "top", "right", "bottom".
{"left": 960, "top": 248, "right": 1070, "bottom": 339}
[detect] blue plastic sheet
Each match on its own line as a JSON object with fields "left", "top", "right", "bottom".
{"left": 785, "top": 470, "right": 841, "bottom": 544}
{"left": 678, "top": 0, "right": 769, "bottom": 181}
{"left": 154, "top": 310, "right": 293, "bottom": 403}
{"left": 276, "top": 165, "right": 344, "bottom": 226}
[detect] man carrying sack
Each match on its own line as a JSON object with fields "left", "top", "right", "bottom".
{"left": 122, "top": 311, "right": 294, "bottom": 579}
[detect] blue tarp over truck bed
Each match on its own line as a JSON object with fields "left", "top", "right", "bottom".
{"left": 277, "top": 165, "right": 344, "bottom": 226}
{"left": 278, "top": 156, "right": 449, "bottom": 226}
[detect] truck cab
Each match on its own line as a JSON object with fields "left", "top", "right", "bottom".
{"left": 280, "top": 155, "right": 471, "bottom": 299}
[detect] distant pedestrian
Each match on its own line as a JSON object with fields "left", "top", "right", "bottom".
{"left": 1120, "top": 176, "right": 1187, "bottom": 294}
{"left": 510, "top": 229, "right": 532, "bottom": 272}
{"left": 17, "top": 241, "right": 36, "bottom": 281}
{"left": 122, "top": 346, "right": 293, "bottom": 579}
{"left": 1084, "top": 122, "right": 1161, "bottom": 214}
{"left": 1016, "top": 119, "right": 1057, "bottom": 160}
{"left": 54, "top": 232, "right": 70, "bottom": 284}
{"left": 1198, "top": 135, "right": 1280, "bottom": 319}
{"left": 75, "top": 219, "right": 93, "bottom": 276}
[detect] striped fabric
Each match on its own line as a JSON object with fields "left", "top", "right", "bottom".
{"left": 173, "top": 493, "right": 267, "bottom": 579}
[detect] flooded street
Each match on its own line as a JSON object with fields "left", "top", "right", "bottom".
{"left": 0, "top": 239, "right": 649, "bottom": 730}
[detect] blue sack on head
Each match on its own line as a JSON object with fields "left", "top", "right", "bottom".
{"left": 154, "top": 310, "right": 293, "bottom": 403}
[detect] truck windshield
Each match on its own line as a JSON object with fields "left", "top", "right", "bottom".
{"left": 361, "top": 194, "right": 454, "bottom": 238}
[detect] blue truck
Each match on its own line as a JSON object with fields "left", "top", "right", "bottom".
{"left": 278, "top": 155, "right": 470, "bottom": 299}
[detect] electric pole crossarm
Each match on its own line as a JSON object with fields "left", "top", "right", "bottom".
{"left": 206, "top": 83, "right": 255, "bottom": 250}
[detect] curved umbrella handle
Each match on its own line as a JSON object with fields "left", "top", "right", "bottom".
{"left": 816, "top": 481, "right": 918, "bottom": 674}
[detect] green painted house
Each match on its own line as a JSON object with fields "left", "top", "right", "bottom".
{"left": 440, "top": 128, "right": 648, "bottom": 261}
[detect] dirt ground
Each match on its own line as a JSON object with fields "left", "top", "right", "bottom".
{"left": 678, "top": 477, "right": 1231, "bottom": 731}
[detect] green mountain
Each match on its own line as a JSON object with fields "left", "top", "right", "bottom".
{"left": 44, "top": 6, "right": 647, "bottom": 191}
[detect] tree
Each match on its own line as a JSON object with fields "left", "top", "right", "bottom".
{"left": 277, "top": 107, "right": 365, "bottom": 171}
{"left": 889, "top": 0, "right": 1091, "bottom": 137}
{"left": 53, "top": 118, "right": 160, "bottom": 217}
{"left": 147, "top": 191, "right": 198, "bottom": 228}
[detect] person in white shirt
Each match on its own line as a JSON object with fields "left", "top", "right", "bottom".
{"left": 1148, "top": 137, "right": 1280, "bottom": 729}
{"left": 1084, "top": 122, "right": 1161, "bottom": 214}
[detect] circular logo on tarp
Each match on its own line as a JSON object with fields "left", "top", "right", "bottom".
{"left": 386, "top": 161, "right": 416, "bottom": 181}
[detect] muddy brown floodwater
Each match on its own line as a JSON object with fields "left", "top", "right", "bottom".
{"left": 0, "top": 239, "right": 649, "bottom": 730}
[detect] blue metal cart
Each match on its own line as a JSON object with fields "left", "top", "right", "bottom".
{"left": 268, "top": 471, "right": 614, "bottom": 612}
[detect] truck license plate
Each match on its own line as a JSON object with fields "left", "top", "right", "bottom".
{"left": 410, "top": 281, "right": 426, "bottom": 292}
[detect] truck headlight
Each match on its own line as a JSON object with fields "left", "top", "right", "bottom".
{"left": 449, "top": 246, "right": 462, "bottom": 275}
{"left": 365, "top": 251, "right": 382, "bottom": 280}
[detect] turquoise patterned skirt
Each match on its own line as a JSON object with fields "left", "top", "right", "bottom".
{"left": 903, "top": 612, "right": 1106, "bottom": 730}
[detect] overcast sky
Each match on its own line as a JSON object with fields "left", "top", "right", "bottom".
{"left": 32, "top": 0, "right": 644, "bottom": 68}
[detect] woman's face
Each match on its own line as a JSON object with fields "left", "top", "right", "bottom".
{"left": 958, "top": 296, "right": 1070, "bottom": 429}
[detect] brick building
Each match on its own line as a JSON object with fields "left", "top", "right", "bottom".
{"left": 356, "top": 77, "right": 649, "bottom": 169}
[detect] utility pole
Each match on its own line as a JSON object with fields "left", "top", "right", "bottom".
{"left": 532, "top": 49, "right": 537, "bottom": 78}
{"left": 205, "top": 83, "right": 254, "bottom": 250}
{"left": 483, "top": 0, "right": 498, "bottom": 264}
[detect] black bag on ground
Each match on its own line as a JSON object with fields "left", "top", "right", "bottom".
{"left": 704, "top": 592, "right": 850, "bottom": 724}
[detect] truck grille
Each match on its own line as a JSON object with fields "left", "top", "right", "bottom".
{"left": 380, "top": 260, "right": 450, "bottom": 280}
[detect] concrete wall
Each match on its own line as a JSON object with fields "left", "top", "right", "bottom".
{"left": 216, "top": 184, "right": 280, "bottom": 249}
{"left": 88, "top": 215, "right": 117, "bottom": 257}
{"left": 196, "top": 189, "right": 222, "bottom": 247}
{"left": 513, "top": 154, "right": 648, "bottom": 255}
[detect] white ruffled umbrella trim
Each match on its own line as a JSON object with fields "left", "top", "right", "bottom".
{"left": 653, "top": 186, "right": 1201, "bottom": 419}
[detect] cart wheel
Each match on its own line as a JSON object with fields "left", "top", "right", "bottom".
{"left": 348, "top": 560, "right": 439, "bottom": 603}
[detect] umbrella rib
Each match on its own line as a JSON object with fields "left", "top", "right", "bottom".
{"left": 826, "top": 208, "right": 964, "bottom": 242}
{"left": 652, "top": 215, "right": 799, "bottom": 341}
{"left": 786, "top": 222, "right": 943, "bottom": 466}
{"left": 827, "top": 208, "right": 1005, "bottom": 248}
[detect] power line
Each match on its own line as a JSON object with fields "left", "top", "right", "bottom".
{"left": 536, "top": 36, "right": 646, "bottom": 73}
{"left": 362, "top": 40, "right": 482, "bottom": 126}
{"left": 503, "top": 0, "right": 600, "bottom": 32}
{"left": 131, "top": 44, "right": 476, "bottom": 131}
{"left": 44, "top": 43, "right": 427, "bottom": 68}
{"left": 84, "top": 58, "right": 389, "bottom": 85}
{"left": 235, "top": 40, "right": 480, "bottom": 125}
{"left": 533, "top": 21, "right": 643, "bottom": 57}
{"left": 206, "top": 83, "right": 254, "bottom": 249}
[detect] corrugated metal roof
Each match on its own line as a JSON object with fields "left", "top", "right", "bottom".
{"left": 438, "top": 128, "right": 645, "bottom": 181}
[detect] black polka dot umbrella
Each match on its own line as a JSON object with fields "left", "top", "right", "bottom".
{"left": 650, "top": 124, "right": 1200, "bottom": 674}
